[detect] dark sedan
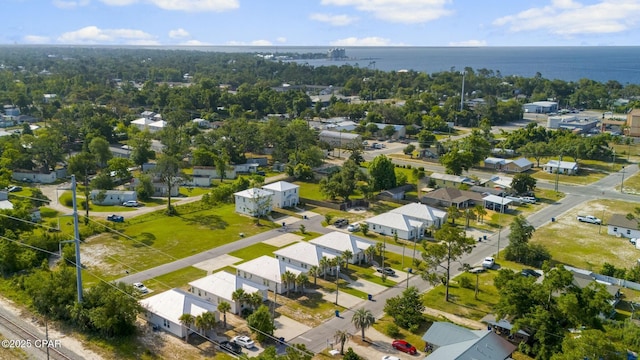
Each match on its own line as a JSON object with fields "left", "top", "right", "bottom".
{"left": 219, "top": 341, "right": 243, "bottom": 356}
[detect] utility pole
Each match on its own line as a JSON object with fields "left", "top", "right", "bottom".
{"left": 335, "top": 265, "right": 340, "bottom": 305}
{"left": 554, "top": 154, "right": 562, "bottom": 192}
{"left": 496, "top": 198, "right": 503, "bottom": 260}
{"left": 71, "top": 175, "right": 83, "bottom": 303}
{"left": 621, "top": 166, "right": 626, "bottom": 193}
{"left": 272, "top": 281, "right": 278, "bottom": 325}
{"left": 460, "top": 71, "right": 465, "bottom": 112}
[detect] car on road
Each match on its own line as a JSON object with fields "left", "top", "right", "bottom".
{"left": 220, "top": 341, "right": 243, "bottom": 356}
{"left": 347, "top": 223, "right": 360, "bottom": 232}
{"left": 482, "top": 257, "right": 495, "bottom": 269}
{"left": 392, "top": 340, "right": 417, "bottom": 355}
{"left": 7, "top": 185, "right": 22, "bottom": 192}
{"left": 107, "top": 214, "right": 124, "bottom": 223}
{"left": 382, "top": 356, "right": 401, "bottom": 360}
{"left": 232, "top": 335, "right": 255, "bottom": 349}
{"left": 122, "top": 200, "right": 140, "bottom": 207}
{"left": 133, "top": 282, "right": 149, "bottom": 294}
{"left": 521, "top": 269, "right": 541, "bottom": 278}
{"left": 376, "top": 267, "right": 396, "bottom": 276}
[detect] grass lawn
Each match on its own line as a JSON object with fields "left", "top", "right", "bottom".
{"left": 178, "top": 186, "right": 211, "bottom": 197}
{"left": 273, "top": 290, "right": 345, "bottom": 328}
{"left": 421, "top": 268, "right": 502, "bottom": 321}
{"left": 530, "top": 199, "right": 640, "bottom": 271}
{"left": 58, "top": 191, "right": 138, "bottom": 212}
{"left": 229, "top": 243, "right": 279, "bottom": 262}
{"left": 344, "top": 264, "right": 396, "bottom": 287}
{"left": 530, "top": 166, "right": 606, "bottom": 185}
{"left": 82, "top": 203, "right": 278, "bottom": 279}
{"left": 314, "top": 277, "right": 369, "bottom": 300}
{"left": 140, "top": 266, "right": 208, "bottom": 295}
{"left": 294, "top": 181, "right": 365, "bottom": 202}
{"left": 618, "top": 171, "right": 640, "bottom": 194}
{"left": 372, "top": 315, "right": 432, "bottom": 351}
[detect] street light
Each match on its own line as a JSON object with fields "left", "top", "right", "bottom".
{"left": 335, "top": 264, "right": 340, "bottom": 305}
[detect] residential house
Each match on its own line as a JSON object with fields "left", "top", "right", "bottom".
{"left": 366, "top": 203, "right": 448, "bottom": 240}
{"left": 148, "top": 120, "right": 167, "bottom": 133}
{"left": 483, "top": 157, "right": 506, "bottom": 170}
{"left": 318, "top": 130, "right": 362, "bottom": 149}
{"left": 140, "top": 288, "right": 219, "bottom": 340}
{"left": 109, "top": 145, "right": 131, "bottom": 159}
{"left": 234, "top": 255, "right": 306, "bottom": 294}
{"left": 484, "top": 176, "right": 514, "bottom": 192}
{"left": 626, "top": 108, "right": 640, "bottom": 137}
{"left": 567, "top": 267, "right": 622, "bottom": 310}
{"left": 483, "top": 195, "right": 513, "bottom": 212}
{"left": 607, "top": 214, "right": 640, "bottom": 239}
{"left": 378, "top": 184, "right": 414, "bottom": 200}
{"left": 131, "top": 117, "right": 155, "bottom": 131}
{"left": 421, "top": 188, "right": 483, "bottom": 209}
{"left": 542, "top": 160, "right": 579, "bottom": 175}
{"left": 505, "top": 157, "right": 534, "bottom": 172}
{"left": 523, "top": 101, "right": 558, "bottom": 114}
{"left": 0, "top": 190, "right": 13, "bottom": 210}
{"left": 12, "top": 170, "right": 57, "bottom": 184}
{"left": 130, "top": 175, "right": 180, "bottom": 197}
{"left": 188, "top": 271, "right": 268, "bottom": 314}
{"left": 310, "top": 232, "right": 375, "bottom": 264}
{"left": 427, "top": 173, "right": 475, "bottom": 188}
{"left": 234, "top": 163, "right": 260, "bottom": 174}
{"left": 233, "top": 188, "right": 273, "bottom": 217}
{"left": 90, "top": 190, "right": 136, "bottom": 206}
{"left": 469, "top": 185, "right": 505, "bottom": 197}
{"left": 192, "top": 118, "right": 211, "bottom": 128}
{"left": 262, "top": 181, "right": 299, "bottom": 208}
{"left": 422, "top": 322, "right": 516, "bottom": 360}
{"left": 274, "top": 242, "right": 338, "bottom": 272}
{"left": 191, "top": 166, "right": 237, "bottom": 187}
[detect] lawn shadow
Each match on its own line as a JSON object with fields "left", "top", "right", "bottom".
{"left": 183, "top": 214, "right": 228, "bottom": 230}
{"left": 133, "top": 232, "right": 156, "bottom": 247}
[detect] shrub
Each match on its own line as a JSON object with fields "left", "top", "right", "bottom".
{"left": 418, "top": 167, "right": 424, "bottom": 171}
{"left": 459, "top": 275, "right": 473, "bottom": 289}
{"left": 406, "top": 164, "right": 412, "bottom": 169}
{"left": 409, "top": 324, "right": 420, "bottom": 334}
{"left": 386, "top": 323, "right": 400, "bottom": 337}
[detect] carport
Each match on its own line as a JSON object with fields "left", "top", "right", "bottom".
{"left": 482, "top": 195, "right": 512, "bottom": 213}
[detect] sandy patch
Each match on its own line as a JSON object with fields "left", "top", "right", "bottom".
{"left": 193, "top": 254, "right": 242, "bottom": 273}
{"left": 80, "top": 235, "right": 129, "bottom": 277}
{"left": 262, "top": 233, "right": 303, "bottom": 247}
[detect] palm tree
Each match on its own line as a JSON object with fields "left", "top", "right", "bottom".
{"left": 365, "top": 245, "right": 376, "bottom": 264}
{"left": 295, "top": 273, "right": 309, "bottom": 293}
{"left": 195, "top": 311, "right": 216, "bottom": 339}
{"left": 375, "top": 242, "right": 385, "bottom": 265}
{"left": 178, "top": 313, "right": 196, "bottom": 343}
{"left": 232, "top": 289, "right": 247, "bottom": 314}
{"left": 447, "top": 205, "right": 462, "bottom": 225}
{"left": 334, "top": 329, "right": 350, "bottom": 355}
{"left": 281, "top": 271, "right": 297, "bottom": 296}
{"left": 464, "top": 208, "right": 475, "bottom": 228}
{"left": 474, "top": 204, "right": 487, "bottom": 224}
{"left": 342, "top": 250, "right": 353, "bottom": 269}
{"left": 248, "top": 291, "right": 264, "bottom": 310}
{"left": 351, "top": 308, "right": 375, "bottom": 341}
{"left": 309, "top": 265, "right": 321, "bottom": 286}
{"left": 217, "top": 301, "right": 231, "bottom": 329}
{"left": 320, "top": 256, "right": 331, "bottom": 280}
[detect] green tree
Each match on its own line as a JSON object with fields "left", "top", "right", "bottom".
{"left": 88, "top": 136, "right": 112, "bottom": 167}
{"left": 343, "top": 348, "right": 361, "bottom": 360}
{"left": 129, "top": 130, "right": 155, "bottom": 168}
{"left": 154, "top": 154, "right": 185, "bottom": 215}
{"left": 232, "top": 289, "right": 248, "bottom": 314}
{"left": 351, "top": 308, "right": 375, "bottom": 341}
{"left": 446, "top": 205, "right": 462, "bottom": 225}
{"left": 334, "top": 330, "right": 350, "bottom": 355}
{"left": 439, "top": 146, "right": 473, "bottom": 175}
{"left": 551, "top": 330, "right": 624, "bottom": 360}
{"left": 383, "top": 286, "right": 425, "bottom": 329}
{"left": 369, "top": 155, "right": 396, "bottom": 191}
{"left": 519, "top": 142, "right": 549, "bottom": 168}
{"left": 319, "top": 160, "right": 365, "bottom": 201}
{"left": 107, "top": 157, "right": 133, "bottom": 182}
{"left": 421, "top": 224, "right": 475, "bottom": 302}
{"left": 217, "top": 301, "right": 231, "bottom": 329}
{"left": 178, "top": 313, "right": 196, "bottom": 342}
{"left": 135, "top": 173, "right": 154, "bottom": 200}
{"left": 342, "top": 249, "right": 353, "bottom": 268}
{"left": 382, "top": 125, "right": 396, "bottom": 139}
{"left": 511, "top": 173, "right": 537, "bottom": 195}
{"left": 308, "top": 265, "right": 321, "bottom": 286}
{"left": 281, "top": 270, "right": 297, "bottom": 296}
{"left": 195, "top": 311, "right": 216, "bottom": 339}
{"left": 246, "top": 305, "right": 275, "bottom": 341}
{"left": 417, "top": 130, "right": 436, "bottom": 149}
{"left": 474, "top": 204, "right": 487, "bottom": 224}
{"left": 403, "top": 144, "right": 416, "bottom": 157}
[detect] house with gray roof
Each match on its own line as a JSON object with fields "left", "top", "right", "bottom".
{"left": 421, "top": 188, "right": 483, "bottom": 209}
{"left": 542, "top": 160, "right": 578, "bottom": 175}
{"left": 607, "top": 213, "right": 640, "bottom": 239}
{"left": 422, "top": 322, "right": 516, "bottom": 360}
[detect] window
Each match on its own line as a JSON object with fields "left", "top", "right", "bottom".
{"left": 613, "top": 227, "right": 618, "bottom": 232}
{"left": 627, "top": 229, "right": 631, "bottom": 235}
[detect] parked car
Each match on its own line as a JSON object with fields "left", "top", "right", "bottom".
{"left": 7, "top": 185, "right": 22, "bottom": 193}
{"left": 133, "top": 282, "right": 149, "bottom": 294}
{"left": 576, "top": 215, "right": 601, "bottom": 224}
{"left": 123, "top": 200, "right": 140, "bottom": 207}
{"left": 232, "top": 335, "right": 255, "bottom": 349}
{"left": 347, "top": 223, "right": 361, "bottom": 232}
{"left": 521, "top": 196, "right": 537, "bottom": 204}
{"left": 376, "top": 267, "right": 396, "bottom": 276}
{"left": 334, "top": 219, "right": 349, "bottom": 228}
{"left": 392, "top": 340, "right": 417, "bottom": 355}
{"left": 482, "top": 257, "right": 495, "bottom": 269}
{"left": 521, "top": 269, "right": 541, "bottom": 278}
{"left": 382, "top": 356, "right": 401, "bottom": 360}
{"left": 630, "top": 238, "right": 637, "bottom": 245}
{"left": 220, "top": 341, "right": 243, "bottom": 356}
{"left": 107, "top": 214, "right": 124, "bottom": 222}
{"left": 468, "top": 267, "right": 485, "bottom": 274}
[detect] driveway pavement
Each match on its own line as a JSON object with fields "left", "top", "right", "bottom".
{"left": 274, "top": 315, "right": 312, "bottom": 341}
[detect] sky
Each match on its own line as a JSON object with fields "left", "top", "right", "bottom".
{"left": 3, "top": 0, "right": 640, "bottom": 47}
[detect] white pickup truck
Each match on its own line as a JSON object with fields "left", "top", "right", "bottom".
{"left": 576, "top": 215, "right": 602, "bottom": 224}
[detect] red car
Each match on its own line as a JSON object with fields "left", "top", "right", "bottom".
{"left": 392, "top": 340, "right": 417, "bottom": 355}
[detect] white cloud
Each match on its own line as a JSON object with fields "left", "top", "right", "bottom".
{"left": 330, "top": 36, "right": 391, "bottom": 46}
{"left": 493, "top": 0, "right": 640, "bottom": 36}
{"left": 169, "top": 28, "right": 190, "bottom": 39}
{"left": 99, "top": 0, "right": 239, "bottom": 12}
{"left": 23, "top": 35, "right": 51, "bottom": 44}
{"left": 448, "top": 39, "right": 487, "bottom": 46}
{"left": 180, "top": 39, "right": 211, "bottom": 46}
{"left": 57, "top": 26, "right": 158, "bottom": 45}
{"left": 276, "top": 37, "right": 287, "bottom": 43}
{"left": 53, "top": 0, "right": 90, "bottom": 9}
{"left": 321, "top": 0, "right": 453, "bottom": 24}
{"left": 309, "top": 13, "right": 358, "bottom": 26}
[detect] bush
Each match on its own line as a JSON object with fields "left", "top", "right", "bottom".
{"left": 386, "top": 323, "right": 400, "bottom": 337}
{"left": 418, "top": 167, "right": 424, "bottom": 171}
{"left": 409, "top": 324, "right": 420, "bottom": 334}
{"left": 240, "top": 308, "right": 254, "bottom": 318}
{"left": 459, "top": 275, "right": 473, "bottom": 289}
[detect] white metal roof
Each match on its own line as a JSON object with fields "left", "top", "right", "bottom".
{"left": 390, "top": 203, "right": 447, "bottom": 222}
{"left": 366, "top": 212, "right": 416, "bottom": 231}
{"left": 310, "top": 231, "right": 375, "bottom": 254}
{"left": 274, "top": 242, "right": 337, "bottom": 266}
{"left": 482, "top": 195, "right": 513, "bottom": 205}
{"left": 234, "top": 188, "right": 273, "bottom": 199}
{"left": 510, "top": 157, "right": 533, "bottom": 167}
{"left": 188, "top": 271, "right": 267, "bottom": 302}
{"left": 140, "top": 288, "right": 216, "bottom": 324}
{"left": 543, "top": 160, "right": 578, "bottom": 169}
{"left": 262, "top": 181, "right": 299, "bottom": 192}
{"left": 234, "top": 255, "right": 305, "bottom": 284}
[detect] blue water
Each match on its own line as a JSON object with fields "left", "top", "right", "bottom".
{"left": 181, "top": 46, "right": 640, "bottom": 85}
